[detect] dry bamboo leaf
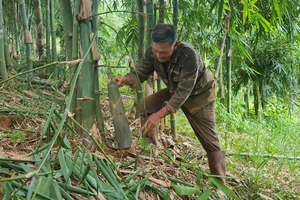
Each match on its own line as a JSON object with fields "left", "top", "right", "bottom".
{"left": 60, "top": 59, "right": 83, "bottom": 65}
{"left": 90, "top": 33, "right": 99, "bottom": 61}
{"left": 23, "top": 90, "right": 39, "bottom": 99}
{"left": 25, "top": 171, "right": 36, "bottom": 179}
{"left": 149, "top": 176, "right": 172, "bottom": 188}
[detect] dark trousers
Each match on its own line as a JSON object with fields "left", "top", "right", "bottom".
{"left": 140, "top": 88, "right": 221, "bottom": 153}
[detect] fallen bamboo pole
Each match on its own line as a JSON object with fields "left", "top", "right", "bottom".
{"left": 226, "top": 152, "right": 300, "bottom": 161}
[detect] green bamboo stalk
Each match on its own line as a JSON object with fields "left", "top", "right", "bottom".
{"left": 46, "top": 0, "right": 51, "bottom": 68}
{"left": 50, "top": 0, "right": 58, "bottom": 78}
{"left": 172, "top": 0, "right": 178, "bottom": 28}
{"left": 158, "top": 0, "right": 165, "bottom": 23}
{"left": 155, "top": 1, "right": 163, "bottom": 91}
{"left": 170, "top": 113, "right": 177, "bottom": 139}
{"left": 254, "top": 82, "right": 262, "bottom": 119}
{"left": 14, "top": 2, "right": 21, "bottom": 64}
{"left": 0, "top": 0, "right": 8, "bottom": 80}
{"left": 60, "top": 0, "right": 73, "bottom": 62}
{"left": 74, "top": 74, "right": 83, "bottom": 134}
{"left": 146, "top": 0, "right": 154, "bottom": 92}
{"left": 135, "top": 0, "right": 145, "bottom": 119}
{"left": 19, "top": 0, "right": 33, "bottom": 70}
{"left": 226, "top": 34, "right": 232, "bottom": 113}
{"left": 34, "top": 0, "right": 44, "bottom": 63}
{"left": 3, "top": 25, "right": 12, "bottom": 68}
{"left": 92, "top": 0, "right": 106, "bottom": 144}
{"left": 70, "top": 0, "right": 80, "bottom": 114}
{"left": 34, "top": 40, "right": 94, "bottom": 174}
{"left": 170, "top": 0, "right": 179, "bottom": 138}
{"left": 79, "top": 0, "right": 95, "bottom": 148}
{"left": 94, "top": 68, "right": 106, "bottom": 144}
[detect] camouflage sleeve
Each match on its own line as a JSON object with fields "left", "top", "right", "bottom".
{"left": 164, "top": 50, "right": 201, "bottom": 113}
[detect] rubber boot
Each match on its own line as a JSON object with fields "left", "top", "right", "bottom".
{"left": 207, "top": 151, "right": 226, "bottom": 184}
{"left": 140, "top": 116, "right": 159, "bottom": 145}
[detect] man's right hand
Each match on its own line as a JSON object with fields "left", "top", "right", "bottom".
{"left": 114, "top": 76, "right": 126, "bottom": 88}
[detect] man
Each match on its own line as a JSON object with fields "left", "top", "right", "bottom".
{"left": 114, "top": 23, "right": 226, "bottom": 183}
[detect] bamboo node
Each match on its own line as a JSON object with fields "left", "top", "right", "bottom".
{"left": 65, "top": 109, "right": 75, "bottom": 118}
{"left": 25, "top": 171, "right": 36, "bottom": 179}
{"left": 77, "top": 96, "right": 95, "bottom": 101}
{"left": 24, "top": 30, "right": 33, "bottom": 44}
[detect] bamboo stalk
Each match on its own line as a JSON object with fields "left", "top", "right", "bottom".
{"left": 226, "top": 152, "right": 300, "bottom": 160}
{"left": 0, "top": 60, "right": 82, "bottom": 85}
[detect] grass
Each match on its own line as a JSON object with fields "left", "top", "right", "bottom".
{"left": 172, "top": 94, "right": 300, "bottom": 198}
{"left": 1, "top": 70, "right": 299, "bottom": 199}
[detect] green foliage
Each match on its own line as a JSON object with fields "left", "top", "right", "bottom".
{"left": 11, "top": 130, "right": 26, "bottom": 143}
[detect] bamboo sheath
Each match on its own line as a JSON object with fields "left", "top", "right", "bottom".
{"left": 107, "top": 66, "right": 133, "bottom": 149}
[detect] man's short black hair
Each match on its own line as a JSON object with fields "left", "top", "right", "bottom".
{"left": 151, "top": 23, "right": 178, "bottom": 45}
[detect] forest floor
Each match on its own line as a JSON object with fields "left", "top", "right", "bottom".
{"left": 0, "top": 84, "right": 299, "bottom": 199}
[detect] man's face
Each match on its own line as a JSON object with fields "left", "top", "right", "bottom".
{"left": 151, "top": 42, "right": 177, "bottom": 63}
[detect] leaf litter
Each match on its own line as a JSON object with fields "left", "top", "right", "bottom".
{"left": 0, "top": 87, "right": 299, "bottom": 199}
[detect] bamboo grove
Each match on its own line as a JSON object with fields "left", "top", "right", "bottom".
{"left": 0, "top": 0, "right": 299, "bottom": 199}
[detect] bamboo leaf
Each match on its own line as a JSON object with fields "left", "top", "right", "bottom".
{"left": 209, "top": 0, "right": 219, "bottom": 13}
{"left": 218, "top": 0, "right": 224, "bottom": 22}
{"left": 172, "top": 184, "right": 200, "bottom": 195}
{"left": 56, "top": 182, "right": 96, "bottom": 196}
{"left": 209, "top": 177, "right": 239, "bottom": 199}
{"left": 124, "top": 164, "right": 149, "bottom": 182}
{"left": 3, "top": 183, "right": 13, "bottom": 200}
{"left": 49, "top": 180, "right": 63, "bottom": 200}
{"left": 11, "top": 181, "right": 54, "bottom": 200}
{"left": 87, "top": 153, "right": 100, "bottom": 191}
{"left": 196, "top": 190, "right": 211, "bottom": 200}
{"left": 242, "top": 1, "right": 248, "bottom": 24}
{"left": 78, "top": 163, "right": 90, "bottom": 186}
{"left": 273, "top": 0, "right": 282, "bottom": 21}
{"left": 146, "top": 182, "right": 171, "bottom": 200}
{"left": 58, "top": 148, "right": 71, "bottom": 184}
{"left": 64, "top": 149, "right": 80, "bottom": 187}
{"left": 167, "top": 176, "right": 194, "bottom": 187}
{"left": 94, "top": 158, "right": 127, "bottom": 198}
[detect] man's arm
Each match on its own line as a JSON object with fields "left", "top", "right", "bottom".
{"left": 114, "top": 47, "right": 155, "bottom": 88}
{"left": 165, "top": 50, "right": 201, "bottom": 113}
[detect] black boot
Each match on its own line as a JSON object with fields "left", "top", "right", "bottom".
{"left": 207, "top": 151, "right": 226, "bottom": 184}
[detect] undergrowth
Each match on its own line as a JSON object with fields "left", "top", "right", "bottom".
{"left": 172, "top": 92, "right": 300, "bottom": 198}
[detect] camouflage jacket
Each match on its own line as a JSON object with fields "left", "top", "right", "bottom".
{"left": 127, "top": 42, "right": 215, "bottom": 115}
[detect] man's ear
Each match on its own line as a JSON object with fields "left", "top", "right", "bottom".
{"left": 174, "top": 41, "right": 180, "bottom": 50}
